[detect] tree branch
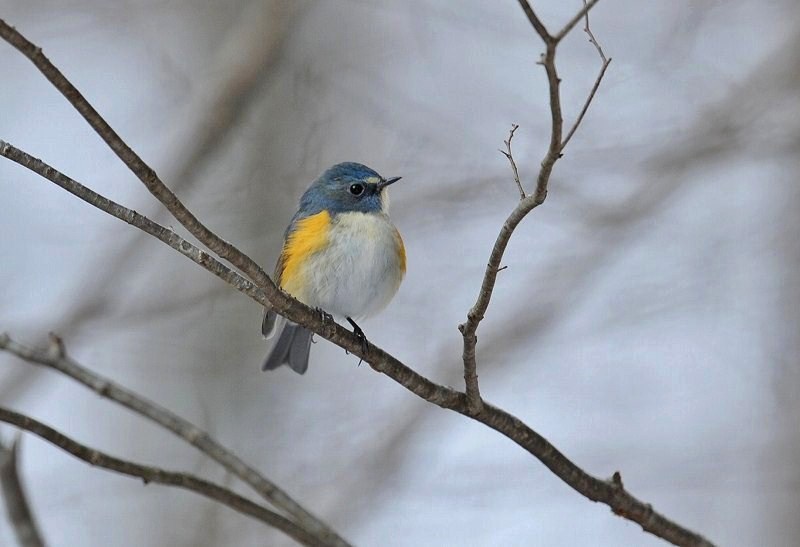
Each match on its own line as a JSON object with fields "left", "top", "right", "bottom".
{"left": 0, "top": 145, "right": 714, "bottom": 545}
{"left": 458, "top": 2, "right": 711, "bottom": 544}
{"left": 0, "top": 141, "right": 460, "bottom": 404}
{"left": 500, "top": 124, "right": 525, "bottom": 200}
{"left": 554, "top": 0, "right": 602, "bottom": 42}
{"left": 459, "top": 0, "right": 569, "bottom": 417}
{"left": 460, "top": 0, "right": 610, "bottom": 420}
{"left": 515, "top": 0, "right": 553, "bottom": 43}
{"left": 0, "top": 437, "right": 45, "bottom": 547}
{"left": 0, "top": 140, "right": 267, "bottom": 308}
{"left": 0, "top": 333, "right": 349, "bottom": 547}
{"left": 581, "top": 0, "right": 608, "bottom": 63}
{"left": 0, "top": 407, "right": 323, "bottom": 547}
{"left": 0, "top": 19, "right": 274, "bottom": 294}
{"left": 560, "top": 1, "right": 612, "bottom": 152}
{"left": 0, "top": 16, "right": 406, "bottom": 400}
{"left": 0, "top": 13, "right": 714, "bottom": 547}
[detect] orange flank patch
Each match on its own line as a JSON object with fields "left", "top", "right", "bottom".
{"left": 395, "top": 229, "right": 407, "bottom": 274}
{"left": 278, "top": 210, "right": 331, "bottom": 296}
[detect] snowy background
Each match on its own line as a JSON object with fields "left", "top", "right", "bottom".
{"left": 1, "top": 1, "right": 799, "bottom": 545}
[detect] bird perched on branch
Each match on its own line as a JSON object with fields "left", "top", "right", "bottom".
{"left": 261, "top": 163, "right": 406, "bottom": 374}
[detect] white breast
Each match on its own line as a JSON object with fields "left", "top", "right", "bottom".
{"left": 299, "top": 211, "right": 404, "bottom": 319}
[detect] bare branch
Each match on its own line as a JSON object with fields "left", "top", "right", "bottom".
{"left": 554, "top": 0, "right": 602, "bottom": 42}
{"left": 0, "top": 16, "right": 715, "bottom": 547}
{"left": 0, "top": 140, "right": 267, "bottom": 309}
{"left": 461, "top": 0, "right": 607, "bottom": 417}
{"left": 560, "top": 1, "right": 613, "bottom": 152}
{"left": 516, "top": 0, "right": 553, "bottom": 43}
{"left": 0, "top": 407, "right": 323, "bottom": 547}
{"left": 0, "top": 437, "right": 45, "bottom": 547}
{"left": 459, "top": 2, "right": 568, "bottom": 415}
{"left": 458, "top": 190, "right": 547, "bottom": 416}
{"left": 0, "top": 19, "right": 274, "bottom": 295}
{"left": 582, "top": 0, "right": 608, "bottom": 63}
{"left": 518, "top": 0, "right": 601, "bottom": 45}
{"left": 457, "top": 325, "right": 483, "bottom": 413}
{"left": 461, "top": 2, "right": 711, "bottom": 543}
{"left": 559, "top": 60, "right": 611, "bottom": 152}
{"left": 500, "top": 124, "right": 525, "bottom": 199}
{"left": 0, "top": 140, "right": 440, "bottom": 400}
{"left": 0, "top": 333, "right": 350, "bottom": 547}
{"left": 0, "top": 16, "right": 402, "bottom": 392}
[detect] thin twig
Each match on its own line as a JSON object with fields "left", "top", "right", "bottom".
{"left": 500, "top": 124, "right": 525, "bottom": 199}
{"left": 559, "top": 60, "right": 611, "bottom": 152}
{"left": 553, "top": 0, "right": 602, "bottom": 42}
{"left": 582, "top": 0, "right": 608, "bottom": 63}
{"left": 0, "top": 436, "right": 45, "bottom": 547}
{"left": 0, "top": 407, "right": 323, "bottom": 547}
{"left": 0, "top": 332, "right": 349, "bottom": 547}
{"left": 560, "top": 1, "right": 613, "bottom": 152}
{"left": 0, "top": 16, "right": 714, "bottom": 547}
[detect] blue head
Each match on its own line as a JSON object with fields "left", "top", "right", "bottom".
{"left": 297, "top": 162, "right": 401, "bottom": 217}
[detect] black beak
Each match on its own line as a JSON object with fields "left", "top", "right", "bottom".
{"left": 378, "top": 176, "right": 402, "bottom": 191}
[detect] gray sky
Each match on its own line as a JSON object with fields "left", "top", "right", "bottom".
{"left": 1, "top": 1, "right": 798, "bottom": 545}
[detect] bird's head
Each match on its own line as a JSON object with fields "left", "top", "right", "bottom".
{"left": 300, "top": 162, "right": 401, "bottom": 215}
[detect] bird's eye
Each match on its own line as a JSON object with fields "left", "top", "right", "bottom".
{"left": 349, "top": 183, "right": 364, "bottom": 196}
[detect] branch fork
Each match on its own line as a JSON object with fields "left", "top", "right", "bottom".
{"left": 460, "top": 0, "right": 611, "bottom": 427}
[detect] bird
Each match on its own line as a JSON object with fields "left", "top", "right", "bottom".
{"left": 261, "top": 162, "right": 406, "bottom": 374}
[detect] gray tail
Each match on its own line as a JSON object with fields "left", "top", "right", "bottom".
{"left": 262, "top": 323, "right": 312, "bottom": 374}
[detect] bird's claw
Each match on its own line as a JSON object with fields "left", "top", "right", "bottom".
{"left": 346, "top": 317, "right": 369, "bottom": 365}
{"left": 317, "top": 308, "right": 334, "bottom": 325}
{"left": 311, "top": 308, "right": 336, "bottom": 344}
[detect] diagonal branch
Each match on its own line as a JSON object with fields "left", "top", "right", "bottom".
{"left": 581, "top": 0, "right": 608, "bottom": 63}
{"left": 0, "top": 142, "right": 713, "bottom": 545}
{"left": 500, "top": 124, "right": 525, "bottom": 199}
{"left": 0, "top": 332, "right": 350, "bottom": 547}
{"left": 559, "top": 59, "right": 611, "bottom": 151}
{"left": 560, "top": 1, "right": 613, "bottom": 152}
{"left": 0, "top": 407, "right": 323, "bottom": 547}
{"left": 554, "top": 0, "right": 602, "bottom": 42}
{"left": 0, "top": 16, "right": 395, "bottom": 396}
{"left": 515, "top": 0, "right": 553, "bottom": 43}
{"left": 0, "top": 437, "right": 45, "bottom": 547}
{"left": 0, "top": 14, "right": 714, "bottom": 547}
{"left": 0, "top": 19, "right": 274, "bottom": 295}
{"left": 0, "top": 141, "right": 266, "bottom": 307}
{"left": 517, "top": 0, "right": 602, "bottom": 44}
{"left": 0, "top": 140, "right": 461, "bottom": 409}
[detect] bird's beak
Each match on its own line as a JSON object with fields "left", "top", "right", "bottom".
{"left": 378, "top": 176, "right": 402, "bottom": 191}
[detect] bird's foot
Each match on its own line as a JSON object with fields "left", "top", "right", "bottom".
{"left": 317, "top": 308, "right": 334, "bottom": 325}
{"left": 313, "top": 308, "right": 335, "bottom": 343}
{"left": 346, "top": 317, "right": 369, "bottom": 365}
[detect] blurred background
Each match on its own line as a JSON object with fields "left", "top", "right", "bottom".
{"left": 1, "top": 0, "right": 798, "bottom": 545}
